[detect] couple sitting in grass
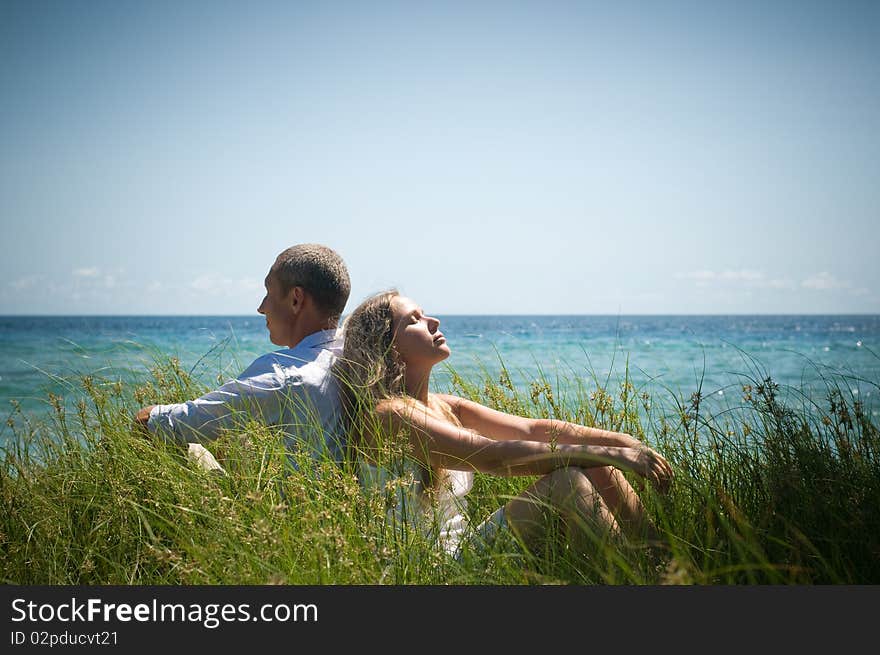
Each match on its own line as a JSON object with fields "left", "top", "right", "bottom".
{"left": 136, "top": 244, "right": 672, "bottom": 560}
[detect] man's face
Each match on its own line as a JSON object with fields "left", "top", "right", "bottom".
{"left": 257, "top": 269, "right": 297, "bottom": 347}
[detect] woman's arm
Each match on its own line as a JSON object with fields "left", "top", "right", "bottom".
{"left": 435, "top": 393, "right": 643, "bottom": 448}
{"left": 374, "top": 400, "right": 672, "bottom": 490}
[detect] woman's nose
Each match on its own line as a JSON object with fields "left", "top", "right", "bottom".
{"left": 428, "top": 316, "right": 440, "bottom": 331}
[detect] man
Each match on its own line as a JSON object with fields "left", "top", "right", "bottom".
{"left": 135, "top": 244, "right": 351, "bottom": 470}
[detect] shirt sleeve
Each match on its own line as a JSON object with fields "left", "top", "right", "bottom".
{"left": 146, "top": 369, "right": 286, "bottom": 445}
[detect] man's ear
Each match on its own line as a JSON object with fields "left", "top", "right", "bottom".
{"left": 289, "top": 286, "right": 305, "bottom": 313}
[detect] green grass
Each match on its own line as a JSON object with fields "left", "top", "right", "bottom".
{"left": 2, "top": 351, "right": 879, "bottom": 585}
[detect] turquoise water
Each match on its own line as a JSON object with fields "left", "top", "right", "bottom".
{"left": 1, "top": 315, "right": 879, "bottom": 434}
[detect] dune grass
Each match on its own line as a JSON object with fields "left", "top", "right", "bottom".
{"left": 1, "top": 349, "right": 878, "bottom": 585}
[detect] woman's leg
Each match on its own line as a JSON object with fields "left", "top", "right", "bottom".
{"left": 503, "top": 467, "right": 620, "bottom": 556}
{"left": 582, "top": 466, "right": 659, "bottom": 541}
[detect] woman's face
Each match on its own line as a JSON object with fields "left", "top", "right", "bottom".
{"left": 390, "top": 295, "right": 450, "bottom": 367}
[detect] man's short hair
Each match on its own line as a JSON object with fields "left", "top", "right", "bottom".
{"left": 272, "top": 244, "right": 351, "bottom": 319}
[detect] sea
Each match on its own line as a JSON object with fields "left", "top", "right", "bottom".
{"left": 1, "top": 315, "right": 879, "bottom": 440}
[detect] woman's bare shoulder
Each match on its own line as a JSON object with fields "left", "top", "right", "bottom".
{"left": 432, "top": 393, "right": 465, "bottom": 412}
{"left": 375, "top": 397, "right": 411, "bottom": 416}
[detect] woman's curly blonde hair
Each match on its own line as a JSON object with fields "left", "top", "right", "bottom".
{"left": 334, "top": 290, "right": 404, "bottom": 434}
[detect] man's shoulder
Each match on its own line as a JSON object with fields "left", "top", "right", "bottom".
{"left": 239, "top": 348, "right": 335, "bottom": 383}
{"left": 297, "top": 328, "right": 344, "bottom": 355}
{"left": 241, "top": 350, "right": 284, "bottom": 371}
{"left": 234, "top": 350, "right": 292, "bottom": 382}
{"left": 235, "top": 330, "right": 341, "bottom": 381}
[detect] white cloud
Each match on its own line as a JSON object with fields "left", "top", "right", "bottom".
{"left": 190, "top": 274, "right": 221, "bottom": 293}
{"left": 190, "top": 274, "right": 262, "bottom": 296}
{"left": 9, "top": 275, "right": 41, "bottom": 290}
{"left": 236, "top": 277, "right": 262, "bottom": 294}
{"left": 675, "top": 270, "right": 717, "bottom": 281}
{"left": 675, "top": 269, "right": 795, "bottom": 290}
{"left": 719, "top": 269, "right": 764, "bottom": 281}
{"left": 71, "top": 267, "right": 127, "bottom": 291}
{"left": 676, "top": 269, "right": 764, "bottom": 282}
{"left": 802, "top": 272, "right": 848, "bottom": 291}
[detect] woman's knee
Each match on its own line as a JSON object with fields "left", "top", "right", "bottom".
{"left": 584, "top": 465, "right": 632, "bottom": 497}
{"left": 542, "top": 467, "right": 620, "bottom": 536}
{"left": 543, "top": 467, "right": 597, "bottom": 506}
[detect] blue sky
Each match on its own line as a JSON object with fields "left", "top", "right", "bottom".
{"left": 2, "top": 0, "right": 878, "bottom": 315}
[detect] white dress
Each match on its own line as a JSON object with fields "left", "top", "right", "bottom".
{"left": 358, "top": 455, "right": 474, "bottom": 556}
{"left": 358, "top": 454, "right": 508, "bottom": 558}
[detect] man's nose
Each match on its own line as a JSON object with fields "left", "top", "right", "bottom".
{"left": 257, "top": 296, "right": 266, "bottom": 314}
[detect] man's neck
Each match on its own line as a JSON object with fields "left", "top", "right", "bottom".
{"left": 286, "top": 316, "right": 337, "bottom": 349}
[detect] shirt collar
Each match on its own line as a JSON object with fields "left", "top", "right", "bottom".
{"left": 296, "top": 328, "right": 343, "bottom": 350}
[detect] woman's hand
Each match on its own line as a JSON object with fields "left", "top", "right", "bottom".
{"left": 617, "top": 445, "right": 673, "bottom": 493}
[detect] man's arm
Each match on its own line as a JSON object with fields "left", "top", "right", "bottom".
{"left": 137, "top": 366, "right": 287, "bottom": 445}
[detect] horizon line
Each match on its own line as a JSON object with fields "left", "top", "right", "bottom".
{"left": 2, "top": 312, "right": 879, "bottom": 318}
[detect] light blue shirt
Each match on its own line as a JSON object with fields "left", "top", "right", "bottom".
{"left": 147, "top": 329, "right": 345, "bottom": 465}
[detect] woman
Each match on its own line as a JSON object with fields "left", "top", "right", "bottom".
{"left": 336, "top": 290, "right": 673, "bottom": 559}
